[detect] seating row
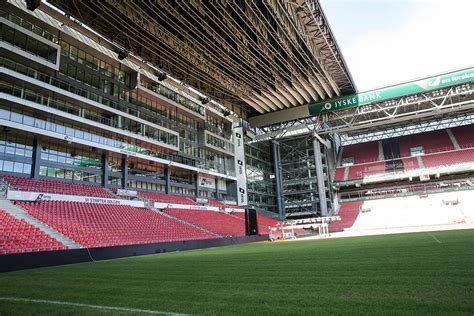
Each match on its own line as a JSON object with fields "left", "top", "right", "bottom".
{"left": 1, "top": 175, "right": 114, "bottom": 198}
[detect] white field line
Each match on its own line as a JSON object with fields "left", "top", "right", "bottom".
{"left": 427, "top": 232, "right": 442, "bottom": 244}
{"left": 0, "top": 297, "right": 191, "bottom": 315}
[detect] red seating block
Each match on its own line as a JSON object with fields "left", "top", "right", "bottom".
{"left": 18, "top": 201, "right": 215, "bottom": 248}
{"left": 334, "top": 167, "right": 345, "bottom": 181}
{"left": 422, "top": 149, "right": 474, "bottom": 169}
{"left": 450, "top": 125, "right": 474, "bottom": 148}
{"left": 342, "top": 141, "right": 379, "bottom": 164}
{"left": 207, "top": 198, "right": 226, "bottom": 208}
{"left": 399, "top": 129, "right": 453, "bottom": 157}
{"left": 348, "top": 161, "right": 386, "bottom": 179}
{"left": 329, "top": 201, "right": 363, "bottom": 233}
{"left": 138, "top": 191, "right": 197, "bottom": 205}
{"left": 0, "top": 209, "right": 67, "bottom": 255}
{"left": 163, "top": 209, "right": 246, "bottom": 237}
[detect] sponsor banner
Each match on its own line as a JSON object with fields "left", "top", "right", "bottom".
{"left": 154, "top": 202, "right": 219, "bottom": 211}
{"left": 309, "top": 67, "right": 474, "bottom": 115}
{"left": 198, "top": 175, "right": 215, "bottom": 189}
{"left": 225, "top": 207, "right": 244, "bottom": 213}
{"left": 6, "top": 191, "right": 145, "bottom": 207}
{"left": 116, "top": 189, "right": 138, "bottom": 197}
{"left": 233, "top": 127, "right": 248, "bottom": 206}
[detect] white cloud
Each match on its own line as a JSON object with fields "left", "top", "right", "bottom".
{"left": 338, "top": 0, "right": 473, "bottom": 91}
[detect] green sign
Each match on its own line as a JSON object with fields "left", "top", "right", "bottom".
{"left": 309, "top": 67, "right": 474, "bottom": 115}
{"left": 73, "top": 157, "right": 100, "bottom": 167}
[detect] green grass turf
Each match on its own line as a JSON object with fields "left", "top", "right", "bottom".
{"left": 0, "top": 229, "right": 473, "bottom": 315}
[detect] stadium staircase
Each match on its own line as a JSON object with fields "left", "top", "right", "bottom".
{"left": 0, "top": 199, "right": 82, "bottom": 249}
{"left": 0, "top": 209, "right": 68, "bottom": 255}
{"left": 446, "top": 129, "right": 461, "bottom": 150}
{"left": 343, "top": 167, "right": 349, "bottom": 181}
{"left": 416, "top": 155, "right": 425, "bottom": 169}
{"left": 103, "top": 187, "right": 117, "bottom": 198}
{"left": 0, "top": 178, "right": 8, "bottom": 198}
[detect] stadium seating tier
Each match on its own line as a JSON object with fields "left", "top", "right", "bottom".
{"left": 0, "top": 209, "right": 67, "bottom": 254}
{"left": 329, "top": 201, "right": 363, "bottom": 232}
{"left": 163, "top": 209, "right": 246, "bottom": 237}
{"left": 18, "top": 201, "right": 216, "bottom": 248}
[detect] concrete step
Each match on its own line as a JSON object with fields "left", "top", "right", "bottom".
{"left": 0, "top": 199, "right": 82, "bottom": 249}
{"left": 343, "top": 166, "right": 350, "bottom": 181}
{"left": 378, "top": 140, "right": 385, "bottom": 161}
{"left": 446, "top": 128, "right": 461, "bottom": 150}
{"left": 416, "top": 155, "right": 425, "bottom": 169}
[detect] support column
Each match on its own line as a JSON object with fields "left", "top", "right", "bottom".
{"left": 121, "top": 156, "right": 128, "bottom": 189}
{"left": 194, "top": 173, "right": 199, "bottom": 197}
{"left": 165, "top": 167, "right": 170, "bottom": 194}
{"left": 215, "top": 177, "right": 219, "bottom": 200}
{"left": 271, "top": 141, "right": 285, "bottom": 220}
{"left": 31, "top": 138, "right": 41, "bottom": 179}
{"left": 101, "top": 152, "right": 109, "bottom": 187}
{"left": 313, "top": 138, "right": 328, "bottom": 216}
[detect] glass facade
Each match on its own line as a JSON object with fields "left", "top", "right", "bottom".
{"left": 0, "top": 2, "right": 239, "bottom": 204}
{"left": 244, "top": 138, "right": 277, "bottom": 213}
{"left": 0, "top": 23, "right": 57, "bottom": 63}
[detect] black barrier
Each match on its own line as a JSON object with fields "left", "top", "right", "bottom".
{"left": 0, "top": 235, "right": 268, "bottom": 272}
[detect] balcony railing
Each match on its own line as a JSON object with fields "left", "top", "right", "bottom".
{"left": 140, "top": 81, "right": 205, "bottom": 116}
{"left": 0, "top": 57, "right": 171, "bottom": 131}
{"left": 0, "top": 81, "right": 178, "bottom": 149}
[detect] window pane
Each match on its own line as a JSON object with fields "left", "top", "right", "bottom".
{"left": 13, "top": 31, "right": 27, "bottom": 49}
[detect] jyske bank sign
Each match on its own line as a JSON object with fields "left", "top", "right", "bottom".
{"left": 309, "top": 67, "right": 474, "bottom": 115}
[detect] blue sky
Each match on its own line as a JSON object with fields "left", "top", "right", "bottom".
{"left": 320, "top": 0, "right": 474, "bottom": 92}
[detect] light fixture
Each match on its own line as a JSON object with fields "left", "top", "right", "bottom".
{"left": 200, "top": 96, "right": 210, "bottom": 105}
{"left": 26, "top": 0, "right": 40, "bottom": 11}
{"left": 155, "top": 70, "right": 167, "bottom": 81}
{"left": 117, "top": 49, "right": 128, "bottom": 60}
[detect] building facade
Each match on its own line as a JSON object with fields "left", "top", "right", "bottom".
{"left": 0, "top": 2, "right": 238, "bottom": 202}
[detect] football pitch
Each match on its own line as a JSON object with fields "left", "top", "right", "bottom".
{"left": 0, "top": 229, "right": 473, "bottom": 315}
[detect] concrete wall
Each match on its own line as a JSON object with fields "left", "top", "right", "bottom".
{"left": 0, "top": 235, "right": 268, "bottom": 272}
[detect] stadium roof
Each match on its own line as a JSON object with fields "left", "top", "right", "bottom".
{"left": 44, "top": 0, "right": 356, "bottom": 118}
{"left": 251, "top": 67, "right": 474, "bottom": 139}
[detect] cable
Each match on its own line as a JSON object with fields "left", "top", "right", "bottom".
{"left": 85, "top": 247, "right": 96, "bottom": 262}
